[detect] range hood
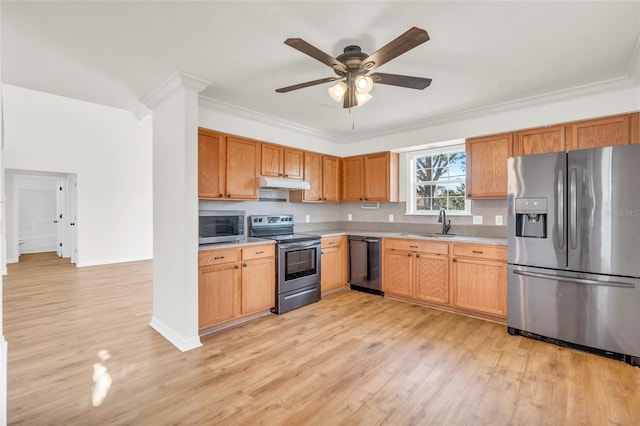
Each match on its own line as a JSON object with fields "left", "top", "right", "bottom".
{"left": 259, "top": 176, "right": 310, "bottom": 191}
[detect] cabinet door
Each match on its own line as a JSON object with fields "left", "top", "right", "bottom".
{"left": 322, "top": 156, "right": 340, "bottom": 202}
{"left": 382, "top": 249, "right": 413, "bottom": 297}
{"left": 199, "top": 262, "right": 241, "bottom": 330}
{"left": 363, "top": 152, "right": 390, "bottom": 201}
{"left": 321, "top": 247, "right": 344, "bottom": 293}
{"left": 342, "top": 156, "right": 364, "bottom": 202}
{"left": 198, "top": 130, "right": 225, "bottom": 199}
{"left": 226, "top": 137, "right": 260, "bottom": 200}
{"left": 241, "top": 256, "right": 275, "bottom": 315}
{"left": 568, "top": 114, "right": 632, "bottom": 151}
{"left": 451, "top": 257, "right": 507, "bottom": 317}
{"left": 466, "top": 133, "right": 513, "bottom": 199}
{"left": 414, "top": 253, "right": 449, "bottom": 304}
{"left": 261, "top": 143, "right": 283, "bottom": 177}
{"left": 283, "top": 148, "right": 304, "bottom": 179}
{"left": 302, "top": 152, "right": 323, "bottom": 201}
{"left": 514, "top": 125, "right": 566, "bottom": 156}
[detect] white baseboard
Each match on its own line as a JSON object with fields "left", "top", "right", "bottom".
{"left": 148, "top": 316, "right": 202, "bottom": 352}
{"left": 76, "top": 256, "right": 152, "bottom": 267}
{"left": 5, "top": 257, "right": 18, "bottom": 265}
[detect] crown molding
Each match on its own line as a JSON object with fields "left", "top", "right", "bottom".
{"left": 198, "top": 95, "right": 340, "bottom": 143}
{"left": 141, "top": 71, "right": 211, "bottom": 110}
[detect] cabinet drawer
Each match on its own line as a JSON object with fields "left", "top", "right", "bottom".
{"left": 384, "top": 238, "right": 449, "bottom": 255}
{"left": 242, "top": 244, "right": 275, "bottom": 260}
{"left": 453, "top": 244, "right": 506, "bottom": 261}
{"left": 199, "top": 248, "right": 240, "bottom": 266}
{"left": 321, "top": 236, "right": 344, "bottom": 248}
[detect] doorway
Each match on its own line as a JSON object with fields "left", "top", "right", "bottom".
{"left": 5, "top": 170, "right": 78, "bottom": 267}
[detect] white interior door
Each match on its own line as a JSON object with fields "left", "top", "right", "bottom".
{"left": 55, "top": 180, "right": 65, "bottom": 258}
{"left": 66, "top": 175, "right": 78, "bottom": 264}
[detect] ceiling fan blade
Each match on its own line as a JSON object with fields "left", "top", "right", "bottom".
{"left": 275, "top": 77, "right": 341, "bottom": 93}
{"left": 370, "top": 73, "right": 432, "bottom": 90}
{"left": 362, "top": 27, "right": 430, "bottom": 72}
{"left": 284, "top": 38, "right": 347, "bottom": 74}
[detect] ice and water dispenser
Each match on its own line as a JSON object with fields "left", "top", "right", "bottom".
{"left": 515, "top": 198, "right": 547, "bottom": 238}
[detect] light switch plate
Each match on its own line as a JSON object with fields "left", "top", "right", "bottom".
{"left": 388, "top": 214, "right": 394, "bottom": 222}
{"left": 305, "top": 214, "right": 310, "bottom": 223}
{"left": 495, "top": 215, "right": 504, "bottom": 226}
{"left": 347, "top": 213, "right": 353, "bottom": 221}
{"left": 473, "top": 215, "right": 483, "bottom": 225}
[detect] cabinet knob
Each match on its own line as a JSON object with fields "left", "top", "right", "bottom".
{"left": 279, "top": 173, "right": 283, "bottom": 176}
{"left": 284, "top": 174, "right": 288, "bottom": 178}
{"left": 359, "top": 198, "right": 363, "bottom": 201}
{"left": 227, "top": 194, "right": 231, "bottom": 198}
{"left": 407, "top": 253, "right": 411, "bottom": 257}
{"left": 234, "top": 264, "right": 239, "bottom": 269}
{"left": 453, "top": 258, "right": 457, "bottom": 263}
{"left": 416, "top": 254, "right": 420, "bottom": 258}
{"left": 364, "top": 198, "right": 368, "bottom": 201}
{"left": 218, "top": 194, "right": 223, "bottom": 198}
{"left": 242, "top": 263, "right": 248, "bottom": 268}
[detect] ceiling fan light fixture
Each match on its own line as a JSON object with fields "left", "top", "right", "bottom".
{"left": 328, "top": 81, "right": 347, "bottom": 102}
{"left": 355, "top": 76, "right": 373, "bottom": 93}
{"left": 356, "top": 92, "right": 373, "bottom": 106}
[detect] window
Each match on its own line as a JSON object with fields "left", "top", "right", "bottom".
{"left": 406, "top": 144, "right": 470, "bottom": 215}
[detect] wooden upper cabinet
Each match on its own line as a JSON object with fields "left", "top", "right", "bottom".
{"left": 198, "top": 129, "right": 226, "bottom": 199}
{"left": 226, "top": 136, "right": 260, "bottom": 200}
{"left": 260, "top": 143, "right": 304, "bottom": 180}
{"left": 514, "top": 125, "right": 567, "bottom": 156}
{"left": 260, "top": 143, "right": 284, "bottom": 177}
{"left": 342, "top": 152, "right": 399, "bottom": 202}
{"left": 300, "top": 152, "right": 323, "bottom": 201}
{"left": 466, "top": 133, "right": 513, "bottom": 199}
{"left": 322, "top": 156, "right": 340, "bottom": 202}
{"left": 568, "top": 113, "right": 636, "bottom": 151}
{"left": 364, "top": 152, "right": 398, "bottom": 202}
{"left": 283, "top": 148, "right": 304, "bottom": 179}
{"left": 342, "top": 156, "right": 364, "bottom": 202}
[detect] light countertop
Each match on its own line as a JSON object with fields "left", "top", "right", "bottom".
{"left": 311, "top": 229, "right": 507, "bottom": 246}
{"left": 199, "top": 237, "right": 275, "bottom": 251}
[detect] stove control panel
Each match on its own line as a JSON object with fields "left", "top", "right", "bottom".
{"left": 250, "top": 214, "right": 294, "bottom": 227}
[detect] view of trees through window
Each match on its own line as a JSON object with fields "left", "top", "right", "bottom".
{"left": 414, "top": 151, "right": 466, "bottom": 212}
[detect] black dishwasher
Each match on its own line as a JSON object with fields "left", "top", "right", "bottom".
{"left": 348, "top": 236, "right": 383, "bottom": 296}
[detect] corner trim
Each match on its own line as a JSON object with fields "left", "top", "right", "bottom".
{"left": 149, "top": 316, "right": 202, "bottom": 352}
{"left": 141, "top": 71, "right": 211, "bottom": 109}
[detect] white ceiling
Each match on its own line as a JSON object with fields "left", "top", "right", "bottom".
{"left": 3, "top": 1, "right": 640, "bottom": 141}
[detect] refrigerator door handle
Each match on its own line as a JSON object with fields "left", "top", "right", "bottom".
{"left": 513, "top": 269, "right": 635, "bottom": 289}
{"left": 569, "top": 168, "right": 578, "bottom": 249}
{"left": 557, "top": 168, "right": 565, "bottom": 249}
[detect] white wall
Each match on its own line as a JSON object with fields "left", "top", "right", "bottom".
{"left": 2, "top": 84, "right": 153, "bottom": 266}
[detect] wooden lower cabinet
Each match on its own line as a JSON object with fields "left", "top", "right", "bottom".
{"left": 199, "top": 244, "right": 275, "bottom": 332}
{"left": 451, "top": 243, "right": 507, "bottom": 319}
{"left": 382, "top": 239, "right": 449, "bottom": 304}
{"left": 320, "top": 236, "right": 347, "bottom": 293}
{"left": 382, "top": 238, "right": 506, "bottom": 321}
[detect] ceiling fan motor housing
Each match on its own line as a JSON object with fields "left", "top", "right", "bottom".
{"left": 334, "top": 45, "right": 370, "bottom": 76}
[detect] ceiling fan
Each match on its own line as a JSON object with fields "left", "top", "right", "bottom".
{"left": 275, "top": 27, "right": 432, "bottom": 109}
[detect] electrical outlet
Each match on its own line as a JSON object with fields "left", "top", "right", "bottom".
{"left": 388, "top": 214, "right": 394, "bottom": 222}
{"left": 305, "top": 214, "right": 310, "bottom": 223}
{"left": 473, "top": 215, "right": 483, "bottom": 225}
{"left": 347, "top": 213, "right": 353, "bottom": 221}
{"left": 495, "top": 215, "right": 504, "bottom": 226}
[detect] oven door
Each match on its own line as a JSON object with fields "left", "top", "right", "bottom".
{"left": 278, "top": 240, "right": 321, "bottom": 294}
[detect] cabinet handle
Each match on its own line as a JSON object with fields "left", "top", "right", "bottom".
{"left": 256, "top": 250, "right": 264, "bottom": 254}
{"left": 409, "top": 245, "right": 418, "bottom": 248}
{"left": 218, "top": 194, "right": 223, "bottom": 198}
{"left": 214, "top": 256, "right": 225, "bottom": 260}
{"left": 467, "top": 193, "right": 472, "bottom": 198}
{"left": 472, "top": 250, "right": 484, "bottom": 254}
{"left": 329, "top": 241, "right": 335, "bottom": 245}
{"left": 234, "top": 264, "right": 239, "bottom": 269}
{"left": 242, "top": 263, "right": 247, "bottom": 268}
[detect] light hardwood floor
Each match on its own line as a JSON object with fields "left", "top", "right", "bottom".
{"left": 5, "top": 253, "right": 640, "bottom": 424}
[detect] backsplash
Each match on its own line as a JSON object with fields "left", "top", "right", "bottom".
{"left": 200, "top": 198, "right": 506, "bottom": 239}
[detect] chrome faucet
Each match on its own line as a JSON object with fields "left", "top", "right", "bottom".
{"left": 438, "top": 208, "right": 451, "bottom": 235}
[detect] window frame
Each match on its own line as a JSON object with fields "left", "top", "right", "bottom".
{"left": 405, "top": 144, "right": 471, "bottom": 216}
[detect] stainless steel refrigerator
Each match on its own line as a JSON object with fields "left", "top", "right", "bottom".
{"left": 507, "top": 145, "right": 640, "bottom": 366}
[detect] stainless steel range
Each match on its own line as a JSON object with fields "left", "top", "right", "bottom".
{"left": 249, "top": 215, "right": 321, "bottom": 314}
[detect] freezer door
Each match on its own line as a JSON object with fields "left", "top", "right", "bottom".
{"left": 507, "top": 152, "right": 567, "bottom": 269}
{"left": 568, "top": 145, "right": 640, "bottom": 277}
{"left": 508, "top": 265, "right": 640, "bottom": 357}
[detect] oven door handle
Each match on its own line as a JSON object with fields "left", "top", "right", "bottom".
{"left": 279, "top": 241, "right": 320, "bottom": 250}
